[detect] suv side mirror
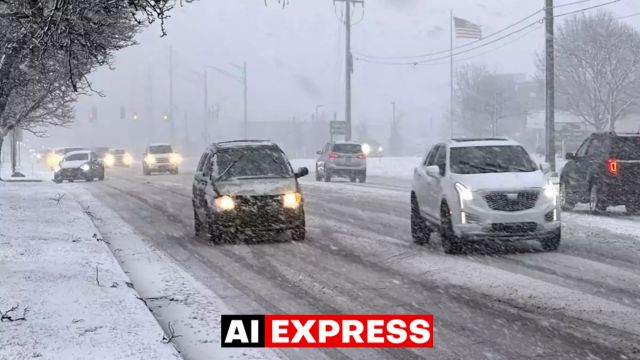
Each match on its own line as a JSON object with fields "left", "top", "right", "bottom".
{"left": 295, "top": 167, "right": 309, "bottom": 178}
{"left": 425, "top": 165, "right": 440, "bottom": 177}
{"left": 565, "top": 152, "right": 575, "bottom": 160}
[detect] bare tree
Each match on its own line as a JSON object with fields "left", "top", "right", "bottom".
{"left": 551, "top": 12, "right": 640, "bottom": 131}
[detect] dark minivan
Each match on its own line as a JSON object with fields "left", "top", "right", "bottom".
{"left": 192, "top": 140, "right": 309, "bottom": 243}
{"left": 560, "top": 132, "right": 640, "bottom": 213}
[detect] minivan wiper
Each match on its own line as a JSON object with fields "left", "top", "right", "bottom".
{"left": 216, "top": 153, "right": 247, "bottom": 181}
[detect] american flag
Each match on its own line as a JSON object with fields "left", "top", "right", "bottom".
{"left": 454, "top": 17, "right": 482, "bottom": 39}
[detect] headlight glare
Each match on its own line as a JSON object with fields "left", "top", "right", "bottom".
{"left": 283, "top": 192, "right": 302, "bottom": 209}
{"left": 54, "top": 166, "right": 61, "bottom": 173}
{"left": 214, "top": 195, "right": 235, "bottom": 210}
{"left": 144, "top": 154, "right": 156, "bottom": 165}
{"left": 104, "top": 154, "right": 115, "bottom": 167}
{"left": 169, "top": 153, "right": 183, "bottom": 165}
{"left": 362, "top": 143, "right": 371, "bottom": 155}
{"left": 80, "top": 164, "right": 90, "bottom": 172}
{"left": 123, "top": 154, "right": 133, "bottom": 165}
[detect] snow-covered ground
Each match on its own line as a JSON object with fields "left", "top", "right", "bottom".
{"left": 0, "top": 159, "right": 53, "bottom": 181}
{"left": 0, "top": 183, "right": 181, "bottom": 360}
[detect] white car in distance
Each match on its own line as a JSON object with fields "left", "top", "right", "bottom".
{"left": 410, "top": 138, "right": 560, "bottom": 254}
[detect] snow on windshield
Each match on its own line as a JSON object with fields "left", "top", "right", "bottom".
{"left": 215, "top": 147, "right": 293, "bottom": 180}
{"left": 450, "top": 146, "right": 537, "bottom": 174}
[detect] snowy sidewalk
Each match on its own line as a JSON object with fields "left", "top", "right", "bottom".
{"left": 0, "top": 183, "right": 181, "bottom": 360}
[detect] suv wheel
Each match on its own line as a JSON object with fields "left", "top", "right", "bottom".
{"left": 315, "top": 165, "right": 322, "bottom": 181}
{"left": 349, "top": 176, "right": 357, "bottom": 183}
{"left": 440, "top": 203, "right": 464, "bottom": 254}
{"left": 410, "top": 194, "right": 430, "bottom": 245}
{"left": 589, "top": 183, "right": 607, "bottom": 213}
{"left": 560, "top": 181, "right": 575, "bottom": 211}
{"left": 540, "top": 229, "right": 561, "bottom": 251}
{"left": 207, "top": 213, "right": 226, "bottom": 245}
{"left": 291, "top": 227, "right": 306, "bottom": 241}
{"left": 324, "top": 170, "right": 332, "bottom": 182}
{"left": 359, "top": 172, "right": 366, "bottom": 183}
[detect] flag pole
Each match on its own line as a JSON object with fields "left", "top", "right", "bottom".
{"left": 450, "top": 9, "right": 454, "bottom": 138}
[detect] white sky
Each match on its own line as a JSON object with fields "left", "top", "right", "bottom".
{"left": 39, "top": 0, "right": 639, "bottom": 150}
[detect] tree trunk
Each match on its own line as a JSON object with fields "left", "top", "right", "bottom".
{"left": 0, "top": 134, "right": 4, "bottom": 180}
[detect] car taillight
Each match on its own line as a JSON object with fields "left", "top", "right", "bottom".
{"left": 328, "top": 153, "right": 338, "bottom": 159}
{"left": 358, "top": 153, "right": 367, "bottom": 159}
{"left": 607, "top": 158, "right": 619, "bottom": 175}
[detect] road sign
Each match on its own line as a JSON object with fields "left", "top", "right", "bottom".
{"left": 330, "top": 121, "right": 347, "bottom": 141}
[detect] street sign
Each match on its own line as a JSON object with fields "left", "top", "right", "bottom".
{"left": 330, "top": 121, "right": 347, "bottom": 141}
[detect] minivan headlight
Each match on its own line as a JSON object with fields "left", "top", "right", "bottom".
{"left": 455, "top": 183, "right": 473, "bottom": 208}
{"left": 214, "top": 195, "right": 235, "bottom": 210}
{"left": 282, "top": 192, "right": 302, "bottom": 209}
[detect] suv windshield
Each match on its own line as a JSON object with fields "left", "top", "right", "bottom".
{"left": 611, "top": 137, "right": 640, "bottom": 160}
{"left": 450, "top": 146, "right": 537, "bottom": 174}
{"left": 215, "top": 147, "right": 293, "bottom": 180}
{"left": 332, "top": 144, "right": 362, "bottom": 153}
{"left": 111, "top": 149, "right": 125, "bottom": 155}
{"left": 65, "top": 153, "right": 89, "bottom": 162}
{"left": 149, "top": 145, "right": 172, "bottom": 154}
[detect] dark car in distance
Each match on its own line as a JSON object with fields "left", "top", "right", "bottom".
{"left": 192, "top": 140, "right": 309, "bottom": 244}
{"left": 560, "top": 132, "right": 640, "bottom": 213}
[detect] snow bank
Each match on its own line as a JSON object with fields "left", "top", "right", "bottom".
{"left": 0, "top": 183, "right": 180, "bottom": 360}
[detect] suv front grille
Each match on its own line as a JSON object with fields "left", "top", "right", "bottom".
{"left": 490, "top": 222, "right": 538, "bottom": 233}
{"left": 484, "top": 191, "right": 539, "bottom": 211}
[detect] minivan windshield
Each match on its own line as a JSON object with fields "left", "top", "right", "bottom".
{"left": 215, "top": 147, "right": 293, "bottom": 180}
{"left": 149, "top": 145, "right": 172, "bottom": 154}
{"left": 64, "top": 153, "right": 89, "bottom": 162}
{"left": 611, "top": 137, "right": 640, "bottom": 160}
{"left": 450, "top": 146, "right": 538, "bottom": 174}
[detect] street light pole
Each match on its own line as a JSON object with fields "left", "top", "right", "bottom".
{"left": 243, "top": 61, "right": 248, "bottom": 139}
{"left": 315, "top": 104, "right": 323, "bottom": 122}
{"left": 545, "top": 0, "right": 556, "bottom": 173}
{"left": 203, "top": 70, "right": 209, "bottom": 144}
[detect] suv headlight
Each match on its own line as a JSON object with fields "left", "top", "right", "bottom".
{"left": 544, "top": 181, "right": 556, "bottom": 203}
{"left": 214, "top": 195, "right": 235, "bottom": 210}
{"left": 282, "top": 192, "right": 302, "bottom": 209}
{"left": 455, "top": 183, "right": 473, "bottom": 208}
{"left": 169, "top": 153, "right": 183, "bottom": 165}
{"left": 123, "top": 154, "right": 133, "bottom": 165}
{"left": 103, "top": 154, "right": 115, "bottom": 167}
{"left": 144, "top": 154, "right": 156, "bottom": 165}
{"left": 80, "top": 164, "right": 90, "bottom": 172}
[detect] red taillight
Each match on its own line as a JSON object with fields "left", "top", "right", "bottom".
{"left": 607, "top": 158, "right": 619, "bottom": 175}
{"left": 328, "top": 153, "right": 338, "bottom": 159}
{"left": 358, "top": 153, "right": 367, "bottom": 159}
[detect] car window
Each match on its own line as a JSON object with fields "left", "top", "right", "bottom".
{"left": 575, "top": 138, "right": 591, "bottom": 157}
{"left": 450, "top": 146, "right": 538, "bottom": 174}
{"left": 586, "top": 137, "right": 604, "bottom": 157}
{"left": 426, "top": 145, "right": 441, "bottom": 166}
{"left": 65, "top": 153, "right": 89, "bottom": 162}
{"left": 149, "top": 145, "right": 172, "bottom": 154}
{"left": 197, "top": 152, "right": 210, "bottom": 172}
{"left": 332, "top": 144, "right": 362, "bottom": 153}
{"left": 434, "top": 145, "right": 447, "bottom": 174}
{"left": 422, "top": 145, "right": 437, "bottom": 166}
{"left": 611, "top": 137, "right": 640, "bottom": 160}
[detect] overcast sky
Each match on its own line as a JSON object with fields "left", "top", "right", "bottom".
{"left": 40, "top": 0, "right": 639, "bottom": 151}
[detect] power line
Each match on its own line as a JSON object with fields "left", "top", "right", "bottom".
{"left": 553, "top": 0, "right": 597, "bottom": 8}
{"left": 355, "top": 19, "right": 542, "bottom": 66}
{"left": 354, "top": 7, "right": 545, "bottom": 61}
{"left": 554, "top": 0, "right": 620, "bottom": 18}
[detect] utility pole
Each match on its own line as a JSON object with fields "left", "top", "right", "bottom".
{"left": 243, "top": 61, "right": 248, "bottom": 139}
{"left": 169, "top": 46, "right": 175, "bottom": 145}
{"left": 545, "top": 0, "right": 556, "bottom": 172}
{"left": 450, "top": 9, "right": 454, "bottom": 138}
{"left": 315, "top": 104, "right": 323, "bottom": 122}
{"left": 335, "top": 0, "right": 363, "bottom": 141}
{"left": 392, "top": 101, "right": 396, "bottom": 125}
{"left": 203, "top": 70, "right": 209, "bottom": 145}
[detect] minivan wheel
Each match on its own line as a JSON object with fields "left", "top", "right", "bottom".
{"left": 441, "top": 203, "right": 464, "bottom": 254}
{"left": 589, "top": 184, "right": 607, "bottom": 213}
{"left": 410, "top": 194, "right": 430, "bottom": 245}
{"left": 194, "top": 207, "right": 203, "bottom": 236}
{"left": 560, "top": 181, "right": 575, "bottom": 211}
{"left": 540, "top": 229, "right": 561, "bottom": 251}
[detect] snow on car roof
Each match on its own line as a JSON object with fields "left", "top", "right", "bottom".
{"left": 215, "top": 140, "right": 275, "bottom": 149}
{"left": 148, "top": 143, "right": 171, "bottom": 147}
{"left": 64, "top": 150, "right": 92, "bottom": 157}
{"left": 448, "top": 137, "right": 520, "bottom": 148}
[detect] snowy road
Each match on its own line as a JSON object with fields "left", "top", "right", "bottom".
{"left": 78, "top": 168, "right": 640, "bottom": 360}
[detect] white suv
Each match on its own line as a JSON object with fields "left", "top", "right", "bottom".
{"left": 410, "top": 138, "right": 560, "bottom": 254}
